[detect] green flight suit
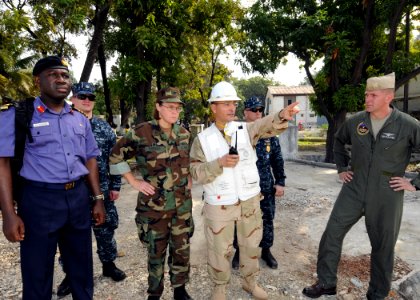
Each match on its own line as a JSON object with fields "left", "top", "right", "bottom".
{"left": 317, "top": 106, "right": 420, "bottom": 299}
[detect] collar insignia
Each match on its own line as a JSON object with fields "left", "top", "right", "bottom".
{"left": 36, "top": 105, "right": 46, "bottom": 113}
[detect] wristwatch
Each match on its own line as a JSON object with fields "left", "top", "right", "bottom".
{"left": 92, "top": 194, "right": 105, "bottom": 201}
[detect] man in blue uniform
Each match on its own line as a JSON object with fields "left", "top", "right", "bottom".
{"left": 232, "top": 96, "right": 286, "bottom": 270}
{"left": 302, "top": 73, "right": 420, "bottom": 299}
{"left": 56, "top": 82, "right": 126, "bottom": 297}
{"left": 0, "top": 56, "right": 105, "bottom": 300}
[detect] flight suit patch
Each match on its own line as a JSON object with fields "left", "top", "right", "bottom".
{"left": 357, "top": 122, "right": 369, "bottom": 135}
{"left": 381, "top": 132, "right": 396, "bottom": 140}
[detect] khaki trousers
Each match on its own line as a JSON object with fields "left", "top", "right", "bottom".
{"left": 203, "top": 196, "right": 263, "bottom": 284}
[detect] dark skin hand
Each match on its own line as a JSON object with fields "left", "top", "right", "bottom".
{"left": 85, "top": 158, "right": 106, "bottom": 225}
{"left": 0, "top": 158, "right": 25, "bottom": 242}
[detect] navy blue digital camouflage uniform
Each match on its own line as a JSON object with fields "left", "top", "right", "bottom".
{"left": 256, "top": 137, "right": 285, "bottom": 248}
{"left": 234, "top": 95, "right": 286, "bottom": 250}
{"left": 91, "top": 116, "right": 122, "bottom": 263}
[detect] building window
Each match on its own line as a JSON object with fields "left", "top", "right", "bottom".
{"left": 310, "top": 114, "right": 315, "bottom": 117}
{"left": 287, "top": 99, "right": 292, "bottom": 105}
{"left": 301, "top": 113, "right": 304, "bottom": 117}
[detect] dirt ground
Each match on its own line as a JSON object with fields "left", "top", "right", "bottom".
{"left": 1, "top": 160, "right": 420, "bottom": 299}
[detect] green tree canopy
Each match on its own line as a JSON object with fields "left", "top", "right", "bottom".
{"left": 240, "top": 0, "right": 420, "bottom": 162}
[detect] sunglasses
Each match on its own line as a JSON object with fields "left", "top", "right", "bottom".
{"left": 248, "top": 107, "right": 264, "bottom": 113}
{"left": 77, "top": 94, "right": 96, "bottom": 101}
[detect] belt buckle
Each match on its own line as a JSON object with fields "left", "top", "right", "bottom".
{"left": 65, "top": 182, "right": 75, "bottom": 190}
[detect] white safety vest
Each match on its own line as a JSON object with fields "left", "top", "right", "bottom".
{"left": 198, "top": 122, "right": 261, "bottom": 205}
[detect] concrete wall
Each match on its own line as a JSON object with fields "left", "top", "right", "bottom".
{"left": 279, "top": 125, "right": 298, "bottom": 160}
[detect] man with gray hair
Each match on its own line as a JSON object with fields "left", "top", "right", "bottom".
{"left": 302, "top": 73, "right": 420, "bottom": 299}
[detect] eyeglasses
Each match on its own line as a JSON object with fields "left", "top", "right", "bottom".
{"left": 77, "top": 94, "right": 96, "bottom": 101}
{"left": 248, "top": 107, "right": 264, "bottom": 113}
{"left": 161, "top": 104, "right": 183, "bottom": 112}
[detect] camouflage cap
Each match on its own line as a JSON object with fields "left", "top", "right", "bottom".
{"left": 366, "top": 72, "right": 395, "bottom": 91}
{"left": 72, "top": 82, "right": 95, "bottom": 95}
{"left": 33, "top": 56, "right": 69, "bottom": 76}
{"left": 156, "top": 87, "right": 183, "bottom": 104}
{"left": 244, "top": 96, "right": 264, "bottom": 109}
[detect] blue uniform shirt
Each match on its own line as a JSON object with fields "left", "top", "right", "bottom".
{"left": 0, "top": 97, "right": 99, "bottom": 183}
{"left": 90, "top": 116, "right": 121, "bottom": 192}
{"left": 255, "top": 136, "right": 286, "bottom": 193}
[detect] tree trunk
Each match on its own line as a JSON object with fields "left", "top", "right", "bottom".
{"left": 351, "top": 0, "right": 375, "bottom": 84}
{"left": 384, "top": 0, "right": 407, "bottom": 72}
{"left": 403, "top": 9, "right": 410, "bottom": 113}
{"left": 135, "top": 78, "right": 152, "bottom": 124}
{"left": 79, "top": 1, "right": 110, "bottom": 82}
{"left": 325, "top": 109, "right": 347, "bottom": 163}
{"left": 120, "top": 97, "right": 131, "bottom": 132}
{"left": 98, "top": 42, "right": 113, "bottom": 125}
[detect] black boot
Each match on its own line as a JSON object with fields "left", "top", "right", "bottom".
{"left": 174, "top": 284, "right": 192, "bottom": 300}
{"left": 302, "top": 282, "right": 336, "bottom": 298}
{"left": 147, "top": 296, "right": 160, "bottom": 300}
{"left": 231, "top": 249, "right": 239, "bottom": 270}
{"left": 103, "top": 261, "right": 127, "bottom": 281}
{"left": 57, "top": 275, "right": 71, "bottom": 298}
{"left": 261, "top": 248, "right": 278, "bottom": 269}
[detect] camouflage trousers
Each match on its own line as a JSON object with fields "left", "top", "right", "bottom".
{"left": 203, "top": 196, "right": 262, "bottom": 284}
{"left": 259, "top": 190, "right": 276, "bottom": 249}
{"left": 92, "top": 193, "right": 119, "bottom": 263}
{"left": 136, "top": 208, "right": 194, "bottom": 296}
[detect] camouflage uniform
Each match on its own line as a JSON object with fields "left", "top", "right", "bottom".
{"left": 256, "top": 137, "right": 285, "bottom": 249}
{"left": 190, "top": 112, "right": 288, "bottom": 285}
{"left": 110, "top": 119, "right": 193, "bottom": 296}
{"left": 91, "top": 116, "right": 122, "bottom": 263}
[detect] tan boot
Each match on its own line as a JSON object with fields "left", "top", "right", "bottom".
{"left": 210, "top": 284, "right": 227, "bottom": 300}
{"left": 242, "top": 277, "right": 268, "bottom": 300}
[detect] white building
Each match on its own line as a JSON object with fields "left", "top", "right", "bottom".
{"left": 265, "top": 85, "right": 317, "bottom": 126}
{"left": 394, "top": 76, "right": 420, "bottom": 118}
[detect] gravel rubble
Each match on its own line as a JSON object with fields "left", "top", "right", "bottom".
{"left": 1, "top": 161, "right": 420, "bottom": 299}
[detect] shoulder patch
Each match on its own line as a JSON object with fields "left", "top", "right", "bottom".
{"left": 0, "top": 103, "right": 14, "bottom": 111}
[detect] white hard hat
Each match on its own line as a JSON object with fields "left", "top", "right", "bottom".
{"left": 208, "top": 81, "right": 241, "bottom": 103}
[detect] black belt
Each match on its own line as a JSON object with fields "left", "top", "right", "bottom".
{"left": 25, "top": 178, "right": 84, "bottom": 190}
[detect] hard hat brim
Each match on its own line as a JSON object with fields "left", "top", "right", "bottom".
{"left": 208, "top": 96, "right": 242, "bottom": 103}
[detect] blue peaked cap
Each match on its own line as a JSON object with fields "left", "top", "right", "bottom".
{"left": 72, "top": 82, "right": 95, "bottom": 95}
{"left": 244, "top": 96, "right": 264, "bottom": 109}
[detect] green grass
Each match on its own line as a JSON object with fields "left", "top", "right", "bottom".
{"left": 298, "top": 137, "right": 326, "bottom": 142}
{"left": 298, "top": 140, "right": 326, "bottom": 151}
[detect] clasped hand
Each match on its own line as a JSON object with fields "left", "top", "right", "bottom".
{"left": 218, "top": 154, "right": 239, "bottom": 168}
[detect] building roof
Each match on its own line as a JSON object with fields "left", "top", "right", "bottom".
{"left": 267, "top": 85, "right": 314, "bottom": 96}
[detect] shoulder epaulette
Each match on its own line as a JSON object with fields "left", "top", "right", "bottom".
{"left": 71, "top": 104, "right": 89, "bottom": 118}
{"left": 1, "top": 103, "right": 14, "bottom": 111}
